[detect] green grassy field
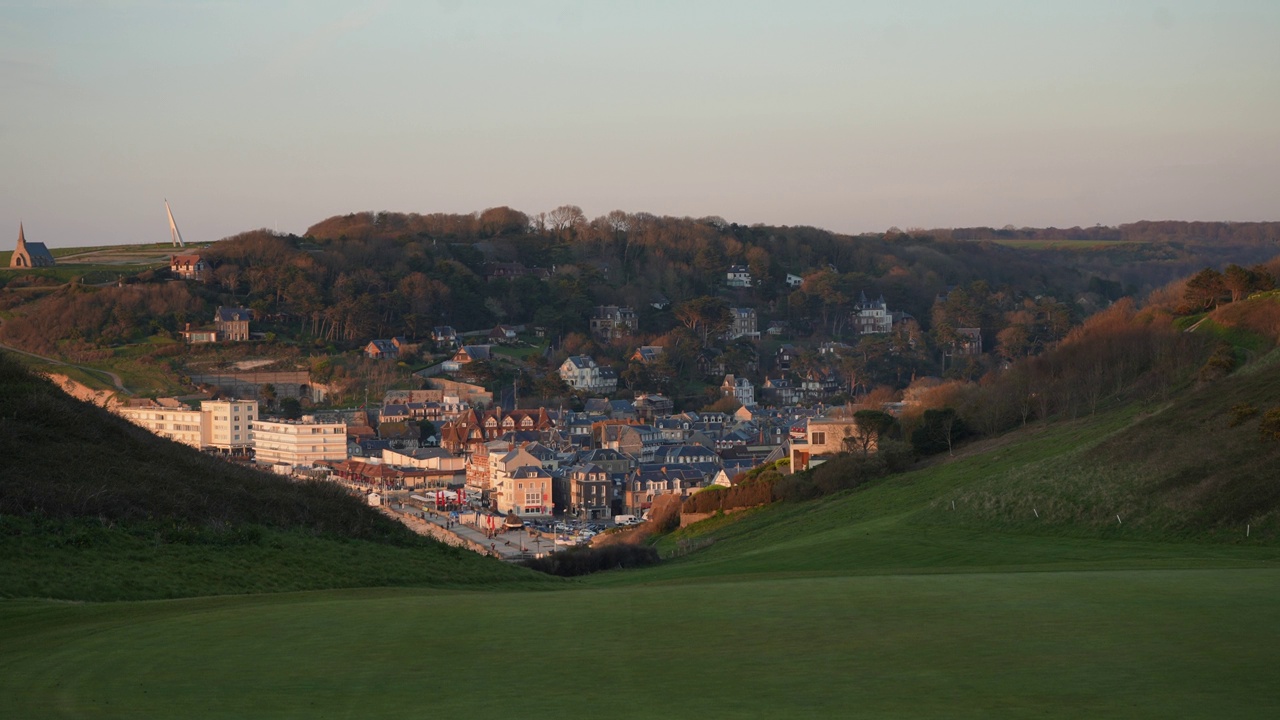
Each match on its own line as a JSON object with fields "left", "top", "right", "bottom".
{"left": 7, "top": 352, "right": 121, "bottom": 392}
{"left": 3, "top": 568, "right": 1278, "bottom": 718}
{"left": 6, "top": 403, "right": 1280, "bottom": 717}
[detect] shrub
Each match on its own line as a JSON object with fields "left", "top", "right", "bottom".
{"left": 1229, "top": 403, "right": 1259, "bottom": 428}
{"left": 1198, "top": 343, "right": 1238, "bottom": 382}
{"left": 521, "top": 543, "right": 659, "bottom": 577}
{"left": 911, "top": 408, "right": 969, "bottom": 456}
{"left": 681, "top": 477, "right": 778, "bottom": 514}
{"left": 1260, "top": 408, "right": 1280, "bottom": 442}
{"left": 648, "top": 494, "right": 684, "bottom": 534}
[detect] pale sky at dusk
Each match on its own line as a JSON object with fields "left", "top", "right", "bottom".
{"left": 2, "top": 1, "right": 1278, "bottom": 247}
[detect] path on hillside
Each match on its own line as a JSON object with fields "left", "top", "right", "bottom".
{"left": 1184, "top": 316, "right": 1210, "bottom": 333}
{"left": 0, "top": 340, "right": 129, "bottom": 395}
{"left": 390, "top": 503, "right": 556, "bottom": 561}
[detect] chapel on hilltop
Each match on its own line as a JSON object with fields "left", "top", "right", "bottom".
{"left": 9, "top": 224, "right": 56, "bottom": 268}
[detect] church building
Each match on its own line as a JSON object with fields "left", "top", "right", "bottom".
{"left": 9, "top": 224, "right": 56, "bottom": 268}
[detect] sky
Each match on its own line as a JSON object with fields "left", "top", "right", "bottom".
{"left": 2, "top": 0, "right": 1278, "bottom": 248}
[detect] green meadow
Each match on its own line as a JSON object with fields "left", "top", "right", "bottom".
{"left": 3, "top": 568, "right": 1278, "bottom": 718}
{"left": 6, "top": 401, "right": 1280, "bottom": 717}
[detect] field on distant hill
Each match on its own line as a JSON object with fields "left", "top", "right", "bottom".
{"left": 0, "top": 243, "right": 176, "bottom": 285}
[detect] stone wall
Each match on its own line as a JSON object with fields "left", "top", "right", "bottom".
{"left": 377, "top": 506, "right": 489, "bottom": 555}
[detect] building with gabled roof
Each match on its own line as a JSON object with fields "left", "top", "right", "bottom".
{"left": 721, "top": 374, "right": 756, "bottom": 408}
{"left": 559, "top": 355, "right": 618, "bottom": 395}
{"left": 489, "top": 325, "right": 520, "bottom": 344}
{"left": 568, "top": 463, "right": 614, "bottom": 520}
{"left": 590, "top": 305, "right": 638, "bottom": 340}
{"left": 632, "top": 393, "right": 674, "bottom": 421}
{"left": 500, "top": 465, "right": 553, "bottom": 517}
{"left": 443, "top": 345, "right": 492, "bottom": 372}
{"left": 623, "top": 463, "right": 709, "bottom": 514}
{"left": 630, "top": 345, "right": 665, "bottom": 364}
{"left": 215, "top": 306, "right": 252, "bottom": 341}
{"left": 169, "top": 253, "right": 206, "bottom": 280}
{"left": 432, "top": 326, "right": 458, "bottom": 348}
{"left": 9, "top": 224, "right": 55, "bottom": 268}
{"left": 726, "top": 307, "right": 759, "bottom": 340}
{"left": 439, "top": 406, "right": 555, "bottom": 456}
{"left": 365, "top": 337, "right": 405, "bottom": 359}
{"left": 852, "top": 292, "right": 893, "bottom": 335}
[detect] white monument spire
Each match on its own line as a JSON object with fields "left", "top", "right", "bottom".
{"left": 165, "top": 199, "right": 185, "bottom": 248}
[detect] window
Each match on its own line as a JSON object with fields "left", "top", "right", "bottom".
{"left": 811, "top": 432, "right": 826, "bottom": 445}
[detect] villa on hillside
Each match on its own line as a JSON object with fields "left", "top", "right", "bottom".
{"left": 590, "top": 305, "right": 638, "bottom": 340}
{"left": 169, "top": 254, "right": 207, "bottom": 280}
{"left": 432, "top": 326, "right": 458, "bottom": 349}
{"left": 443, "top": 345, "right": 492, "bottom": 372}
{"left": 726, "top": 307, "right": 759, "bottom": 340}
{"left": 179, "top": 306, "right": 252, "bottom": 344}
{"left": 365, "top": 337, "right": 409, "bottom": 360}
{"left": 721, "top": 375, "right": 756, "bottom": 408}
{"left": 559, "top": 356, "right": 618, "bottom": 395}
{"left": 215, "top": 307, "right": 252, "bottom": 341}
{"left": 852, "top": 292, "right": 893, "bottom": 335}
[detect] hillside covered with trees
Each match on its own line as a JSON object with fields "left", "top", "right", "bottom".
{"left": 1, "top": 209, "right": 1277, "bottom": 406}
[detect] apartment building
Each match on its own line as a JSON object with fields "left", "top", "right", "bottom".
{"left": 117, "top": 398, "right": 205, "bottom": 448}
{"left": 251, "top": 415, "right": 347, "bottom": 468}
{"left": 202, "top": 399, "right": 257, "bottom": 453}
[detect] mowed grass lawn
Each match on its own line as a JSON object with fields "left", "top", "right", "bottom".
{"left": 6, "top": 406, "right": 1280, "bottom": 717}
{"left": 3, "top": 568, "right": 1280, "bottom": 719}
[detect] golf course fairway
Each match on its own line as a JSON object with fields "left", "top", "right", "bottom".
{"left": 3, "top": 566, "right": 1279, "bottom": 719}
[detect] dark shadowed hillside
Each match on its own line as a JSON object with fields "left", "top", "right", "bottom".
{"left": 0, "top": 351, "right": 541, "bottom": 600}
{"left": 0, "top": 350, "right": 402, "bottom": 537}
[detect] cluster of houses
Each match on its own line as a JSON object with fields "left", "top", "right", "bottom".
{"left": 424, "top": 390, "right": 872, "bottom": 520}
{"left": 116, "top": 383, "right": 875, "bottom": 522}
{"left": 419, "top": 393, "right": 874, "bottom": 519}
{"left": 112, "top": 255, "right": 946, "bottom": 521}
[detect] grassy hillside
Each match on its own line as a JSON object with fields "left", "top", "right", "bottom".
{"left": 632, "top": 324, "right": 1280, "bottom": 585}
{"left": 0, "top": 351, "right": 541, "bottom": 600}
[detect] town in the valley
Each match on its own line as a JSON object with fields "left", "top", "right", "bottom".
{"left": 110, "top": 256, "right": 972, "bottom": 559}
